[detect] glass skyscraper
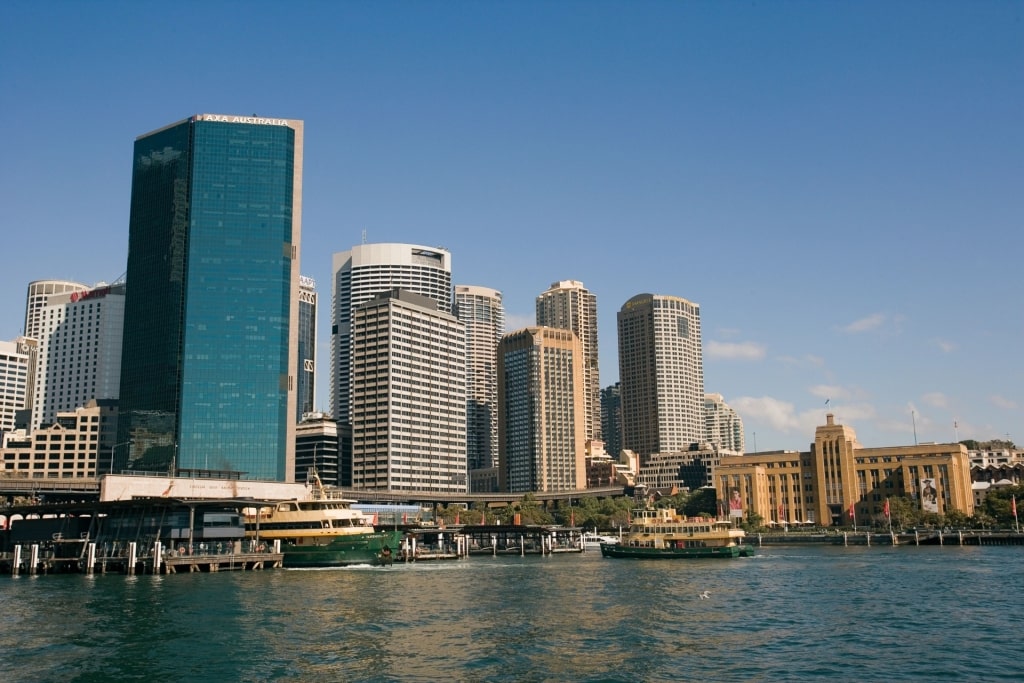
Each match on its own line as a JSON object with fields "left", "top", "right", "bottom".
{"left": 297, "top": 275, "right": 317, "bottom": 422}
{"left": 117, "top": 114, "right": 303, "bottom": 481}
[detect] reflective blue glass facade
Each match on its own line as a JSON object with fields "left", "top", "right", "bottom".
{"left": 296, "top": 277, "right": 317, "bottom": 422}
{"left": 118, "top": 115, "right": 302, "bottom": 480}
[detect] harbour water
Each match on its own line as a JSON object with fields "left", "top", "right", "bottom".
{"left": 1, "top": 545, "right": 1022, "bottom": 682}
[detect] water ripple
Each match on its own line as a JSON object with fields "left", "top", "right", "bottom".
{"left": 2, "top": 546, "right": 1023, "bottom": 681}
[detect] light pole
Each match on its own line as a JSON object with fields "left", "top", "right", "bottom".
{"left": 109, "top": 440, "right": 133, "bottom": 476}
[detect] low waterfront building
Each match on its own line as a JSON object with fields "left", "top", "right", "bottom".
{"left": 1, "top": 402, "right": 116, "bottom": 479}
{"left": 716, "top": 414, "right": 974, "bottom": 527}
{"left": 969, "top": 447, "right": 1024, "bottom": 486}
{"left": 637, "top": 444, "right": 743, "bottom": 492}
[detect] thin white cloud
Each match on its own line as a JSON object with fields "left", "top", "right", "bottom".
{"left": 706, "top": 340, "right": 766, "bottom": 361}
{"left": 777, "top": 354, "right": 824, "bottom": 368}
{"left": 934, "top": 339, "right": 956, "bottom": 353}
{"left": 503, "top": 313, "right": 534, "bottom": 332}
{"left": 990, "top": 395, "right": 1019, "bottom": 410}
{"left": 809, "top": 385, "right": 847, "bottom": 401}
{"left": 733, "top": 395, "right": 877, "bottom": 442}
{"left": 731, "top": 396, "right": 802, "bottom": 432}
{"left": 842, "top": 313, "right": 886, "bottom": 334}
{"left": 922, "top": 392, "right": 949, "bottom": 409}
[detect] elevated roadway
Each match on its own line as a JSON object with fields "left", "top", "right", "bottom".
{"left": 0, "top": 476, "right": 626, "bottom": 507}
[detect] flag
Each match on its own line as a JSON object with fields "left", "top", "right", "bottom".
{"left": 1013, "top": 496, "right": 1018, "bottom": 517}
{"left": 570, "top": 510, "right": 575, "bottom": 527}
{"left": 848, "top": 503, "right": 855, "bottom": 519}
{"left": 454, "top": 511, "right": 459, "bottom": 525}
{"left": 884, "top": 499, "right": 890, "bottom": 518}
{"left": 372, "top": 512, "right": 378, "bottom": 526}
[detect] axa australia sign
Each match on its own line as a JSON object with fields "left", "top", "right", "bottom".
{"left": 195, "top": 114, "right": 291, "bottom": 126}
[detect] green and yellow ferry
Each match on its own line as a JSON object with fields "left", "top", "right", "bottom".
{"left": 600, "top": 507, "right": 754, "bottom": 559}
{"left": 244, "top": 477, "right": 402, "bottom": 568}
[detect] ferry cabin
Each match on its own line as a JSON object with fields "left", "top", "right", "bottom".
{"left": 623, "top": 508, "right": 746, "bottom": 550}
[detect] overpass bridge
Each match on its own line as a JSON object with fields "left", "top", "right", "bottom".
{"left": 0, "top": 476, "right": 626, "bottom": 507}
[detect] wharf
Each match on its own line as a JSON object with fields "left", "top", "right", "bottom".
{"left": 0, "top": 544, "right": 283, "bottom": 576}
{"left": 752, "top": 530, "right": 1024, "bottom": 547}
{"left": 397, "top": 524, "right": 584, "bottom": 561}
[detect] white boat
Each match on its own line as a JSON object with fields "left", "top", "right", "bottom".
{"left": 581, "top": 530, "right": 619, "bottom": 549}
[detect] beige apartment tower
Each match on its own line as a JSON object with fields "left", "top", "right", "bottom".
{"left": 536, "top": 280, "right": 601, "bottom": 443}
{"left": 617, "top": 293, "right": 705, "bottom": 461}
{"left": 455, "top": 285, "right": 504, "bottom": 473}
{"left": 497, "top": 326, "right": 586, "bottom": 493}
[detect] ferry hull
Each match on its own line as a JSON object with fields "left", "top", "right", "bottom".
{"left": 600, "top": 543, "right": 754, "bottom": 559}
{"left": 279, "top": 531, "right": 404, "bottom": 568}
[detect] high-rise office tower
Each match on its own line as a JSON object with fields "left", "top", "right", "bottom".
{"left": 24, "top": 280, "right": 89, "bottom": 341}
{"left": 297, "top": 275, "right": 318, "bottom": 422}
{"left": 454, "top": 285, "right": 504, "bottom": 473}
{"left": 117, "top": 114, "right": 303, "bottom": 480}
{"left": 600, "top": 382, "right": 622, "bottom": 458}
{"left": 350, "top": 289, "right": 466, "bottom": 493}
{"left": 536, "top": 280, "right": 601, "bottom": 443}
{"left": 705, "top": 393, "right": 745, "bottom": 453}
{"left": 617, "top": 293, "right": 705, "bottom": 461}
{"left": 0, "top": 339, "right": 33, "bottom": 436}
{"left": 295, "top": 412, "right": 339, "bottom": 486}
{"left": 497, "top": 326, "right": 585, "bottom": 493}
{"left": 331, "top": 243, "right": 452, "bottom": 424}
{"left": 29, "top": 282, "right": 125, "bottom": 431}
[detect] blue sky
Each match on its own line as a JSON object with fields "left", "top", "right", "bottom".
{"left": 1, "top": 1, "right": 1021, "bottom": 451}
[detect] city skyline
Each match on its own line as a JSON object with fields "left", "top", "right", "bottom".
{"left": 1, "top": 3, "right": 1020, "bottom": 452}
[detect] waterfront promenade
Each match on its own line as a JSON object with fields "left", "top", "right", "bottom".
{"left": 752, "top": 528, "right": 1024, "bottom": 547}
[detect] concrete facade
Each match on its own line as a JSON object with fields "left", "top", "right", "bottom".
{"left": 498, "top": 326, "right": 586, "bottom": 493}
{"left": 716, "top": 414, "right": 975, "bottom": 527}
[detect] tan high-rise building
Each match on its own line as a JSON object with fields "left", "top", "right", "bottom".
{"left": 536, "top": 280, "right": 601, "bottom": 443}
{"left": 617, "top": 293, "right": 705, "bottom": 461}
{"left": 455, "top": 285, "right": 504, "bottom": 473}
{"left": 498, "top": 326, "right": 586, "bottom": 493}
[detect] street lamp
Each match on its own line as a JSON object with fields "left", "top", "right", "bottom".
{"left": 109, "top": 440, "right": 133, "bottom": 476}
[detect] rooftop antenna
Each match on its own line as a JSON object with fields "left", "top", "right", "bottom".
{"left": 362, "top": 228, "right": 367, "bottom": 244}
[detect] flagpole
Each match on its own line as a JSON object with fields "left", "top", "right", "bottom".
{"left": 886, "top": 497, "right": 892, "bottom": 534}
{"left": 1013, "top": 495, "right": 1019, "bottom": 533}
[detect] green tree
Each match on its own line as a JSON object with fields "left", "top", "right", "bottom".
{"left": 980, "top": 485, "right": 1024, "bottom": 528}
{"left": 682, "top": 488, "right": 718, "bottom": 518}
{"left": 887, "top": 496, "right": 917, "bottom": 530}
{"left": 510, "top": 493, "right": 553, "bottom": 525}
{"left": 945, "top": 509, "right": 971, "bottom": 529}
